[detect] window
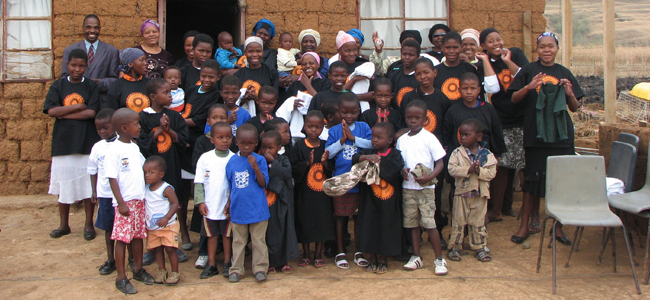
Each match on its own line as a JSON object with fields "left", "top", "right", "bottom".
{"left": 1, "top": 0, "right": 53, "bottom": 81}
{"left": 359, "top": 0, "right": 448, "bottom": 57}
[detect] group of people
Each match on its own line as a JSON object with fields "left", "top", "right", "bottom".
{"left": 45, "top": 14, "right": 584, "bottom": 294}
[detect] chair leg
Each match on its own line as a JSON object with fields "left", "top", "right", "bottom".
{"left": 536, "top": 217, "right": 551, "bottom": 273}
{"left": 565, "top": 226, "right": 581, "bottom": 267}
{"left": 621, "top": 225, "right": 642, "bottom": 294}
{"left": 552, "top": 220, "right": 558, "bottom": 294}
{"left": 645, "top": 220, "right": 650, "bottom": 285}
{"left": 575, "top": 226, "right": 585, "bottom": 252}
{"left": 599, "top": 228, "right": 613, "bottom": 264}
{"left": 612, "top": 227, "right": 617, "bottom": 273}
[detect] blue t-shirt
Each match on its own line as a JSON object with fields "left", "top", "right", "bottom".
{"left": 325, "top": 121, "right": 372, "bottom": 193}
{"left": 204, "top": 106, "right": 251, "bottom": 135}
{"left": 226, "top": 152, "right": 270, "bottom": 224}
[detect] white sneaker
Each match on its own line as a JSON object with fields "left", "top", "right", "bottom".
{"left": 403, "top": 255, "right": 423, "bottom": 270}
{"left": 195, "top": 255, "right": 208, "bottom": 269}
{"left": 434, "top": 258, "right": 448, "bottom": 275}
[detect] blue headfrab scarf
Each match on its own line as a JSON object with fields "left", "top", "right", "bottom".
{"left": 346, "top": 28, "right": 364, "bottom": 45}
{"left": 252, "top": 19, "right": 276, "bottom": 40}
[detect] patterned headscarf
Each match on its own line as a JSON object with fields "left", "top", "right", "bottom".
{"left": 336, "top": 31, "right": 356, "bottom": 50}
{"left": 140, "top": 19, "right": 159, "bottom": 35}
{"left": 119, "top": 48, "right": 145, "bottom": 73}
{"left": 346, "top": 29, "right": 365, "bottom": 45}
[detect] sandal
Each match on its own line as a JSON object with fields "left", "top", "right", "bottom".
{"left": 297, "top": 258, "right": 311, "bottom": 267}
{"left": 366, "top": 262, "right": 378, "bottom": 273}
{"left": 267, "top": 267, "right": 277, "bottom": 274}
{"left": 475, "top": 248, "right": 492, "bottom": 262}
{"left": 353, "top": 252, "right": 369, "bottom": 267}
{"left": 335, "top": 253, "right": 349, "bottom": 269}
{"left": 376, "top": 263, "right": 388, "bottom": 275}
{"left": 281, "top": 265, "right": 292, "bottom": 273}
{"left": 529, "top": 222, "right": 542, "bottom": 234}
{"left": 447, "top": 247, "right": 462, "bottom": 261}
{"left": 314, "top": 259, "right": 326, "bottom": 268}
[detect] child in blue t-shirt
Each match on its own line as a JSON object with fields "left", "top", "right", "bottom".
{"left": 204, "top": 75, "right": 251, "bottom": 135}
{"left": 225, "top": 123, "right": 270, "bottom": 283}
{"left": 214, "top": 31, "right": 242, "bottom": 74}
{"left": 325, "top": 93, "right": 372, "bottom": 270}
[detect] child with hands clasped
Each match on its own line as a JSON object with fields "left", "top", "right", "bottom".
{"left": 396, "top": 100, "right": 448, "bottom": 276}
{"left": 143, "top": 156, "right": 181, "bottom": 285}
{"left": 446, "top": 119, "right": 497, "bottom": 262}
{"left": 246, "top": 86, "right": 278, "bottom": 134}
{"left": 359, "top": 78, "right": 401, "bottom": 130}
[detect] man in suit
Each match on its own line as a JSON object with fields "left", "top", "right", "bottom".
{"left": 61, "top": 14, "right": 120, "bottom": 108}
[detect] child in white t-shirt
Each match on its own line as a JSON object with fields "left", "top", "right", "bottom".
{"left": 194, "top": 122, "right": 235, "bottom": 279}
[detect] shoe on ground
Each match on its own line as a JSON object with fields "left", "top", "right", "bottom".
{"left": 83, "top": 230, "right": 96, "bottom": 241}
{"left": 255, "top": 271, "right": 267, "bottom": 282}
{"left": 403, "top": 255, "right": 424, "bottom": 270}
{"left": 49, "top": 227, "right": 71, "bottom": 238}
{"left": 132, "top": 268, "right": 155, "bottom": 285}
{"left": 128, "top": 258, "right": 135, "bottom": 273}
{"left": 181, "top": 243, "right": 193, "bottom": 251}
{"left": 165, "top": 271, "right": 180, "bottom": 285}
{"left": 223, "top": 262, "right": 232, "bottom": 277}
{"left": 195, "top": 255, "right": 209, "bottom": 269}
{"left": 177, "top": 249, "right": 189, "bottom": 263}
{"left": 200, "top": 265, "right": 219, "bottom": 279}
{"left": 142, "top": 252, "right": 155, "bottom": 266}
{"left": 99, "top": 260, "right": 116, "bottom": 275}
{"left": 434, "top": 258, "right": 448, "bottom": 275}
{"left": 115, "top": 278, "right": 137, "bottom": 294}
{"left": 228, "top": 272, "right": 240, "bottom": 283}
{"left": 154, "top": 269, "right": 167, "bottom": 284}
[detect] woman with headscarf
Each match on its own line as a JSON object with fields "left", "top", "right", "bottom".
{"left": 136, "top": 19, "right": 174, "bottom": 79}
{"left": 235, "top": 36, "right": 280, "bottom": 106}
{"left": 174, "top": 30, "right": 200, "bottom": 70}
{"left": 248, "top": 19, "right": 279, "bottom": 71}
{"left": 329, "top": 29, "right": 369, "bottom": 65}
{"left": 107, "top": 48, "right": 150, "bottom": 111}
{"left": 427, "top": 24, "right": 450, "bottom": 61}
{"left": 279, "top": 29, "right": 330, "bottom": 91}
{"left": 337, "top": 31, "right": 374, "bottom": 108}
{"left": 459, "top": 28, "right": 480, "bottom": 64}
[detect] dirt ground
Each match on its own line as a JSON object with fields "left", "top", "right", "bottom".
{"left": 0, "top": 194, "right": 648, "bottom": 299}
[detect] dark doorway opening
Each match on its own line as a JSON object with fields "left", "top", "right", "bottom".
{"left": 165, "top": 0, "right": 240, "bottom": 60}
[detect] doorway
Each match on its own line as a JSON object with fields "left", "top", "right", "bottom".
{"left": 164, "top": 0, "right": 241, "bottom": 60}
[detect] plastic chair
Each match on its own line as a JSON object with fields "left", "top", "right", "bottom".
{"left": 535, "top": 155, "right": 640, "bottom": 294}
{"left": 608, "top": 141, "right": 650, "bottom": 285}
{"left": 618, "top": 132, "right": 640, "bottom": 150}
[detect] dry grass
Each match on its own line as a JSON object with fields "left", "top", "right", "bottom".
{"left": 557, "top": 46, "right": 650, "bottom": 77}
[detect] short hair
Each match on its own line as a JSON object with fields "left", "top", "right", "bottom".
{"left": 405, "top": 99, "right": 427, "bottom": 114}
{"left": 263, "top": 117, "right": 289, "bottom": 133}
{"left": 68, "top": 48, "right": 88, "bottom": 62}
{"left": 460, "top": 72, "right": 480, "bottom": 84}
{"left": 415, "top": 57, "right": 435, "bottom": 70}
{"left": 208, "top": 103, "right": 227, "bottom": 116}
{"left": 201, "top": 59, "right": 220, "bottom": 73}
{"left": 83, "top": 14, "right": 100, "bottom": 24}
{"left": 146, "top": 78, "right": 168, "bottom": 97}
{"left": 329, "top": 61, "right": 348, "bottom": 74}
{"left": 96, "top": 108, "right": 115, "bottom": 121}
{"left": 145, "top": 155, "right": 167, "bottom": 172}
{"left": 373, "top": 77, "right": 392, "bottom": 92}
{"left": 401, "top": 38, "right": 421, "bottom": 55}
{"left": 261, "top": 130, "right": 282, "bottom": 145}
{"left": 279, "top": 32, "right": 292, "bottom": 39}
{"left": 321, "top": 100, "right": 339, "bottom": 118}
{"left": 111, "top": 108, "right": 139, "bottom": 131}
{"left": 306, "top": 110, "right": 324, "bottom": 121}
{"left": 221, "top": 75, "right": 241, "bottom": 89}
{"left": 217, "top": 31, "right": 233, "bottom": 42}
{"left": 338, "top": 92, "right": 360, "bottom": 107}
{"left": 193, "top": 33, "right": 214, "bottom": 48}
{"left": 236, "top": 123, "right": 258, "bottom": 139}
{"left": 210, "top": 121, "right": 232, "bottom": 136}
{"left": 163, "top": 66, "right": 181, "bottom": 77}
{"left": 373, "top": 122, "right": 395, "bottom": 138}
{"left": 460, "top": 118, "right": 484, "bottom": 134}
{"left": 442, "top": 31, "right": 462, "bottom": 45}
{"left": 259, "top": 86, "right": 277, "bottom": 99}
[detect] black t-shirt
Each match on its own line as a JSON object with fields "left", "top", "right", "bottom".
{"left": 174, "top": 56, "right": 192, "bottom": 70}
{"left": 476, "top": 47, "right": 529, "bottom": 128}
{"left": 508, "top": 61, "right": 585, "bottom": 148}
{"left": 43, "top": 77, "right": 101, "bottom": 156}
{"left": 434, "top": 62, "right": 481, "bottom": 102}
{"left": 182, "top": 85, "right": 220, "bottom": 144}
{"left": 427, "top": 50, "right": 445, "bottom": 62}
{"left": 234, "top": 64, "right": 280, "bottom": 93}
{"left": 345, "top": 57, "right": 369, "bottom": 74}
{"left": 400, "top": 87, "right": 453, "bottom": 142}
{"left": 443, "top": 101, "right": 506, "bottom": 155}
{"left": 309, "top": 89, "right": 345, "bottom": 111}
{"left": 181, "top": 64, "right": 201, "bottom": 89}
{"left": 386, "top": 63, "right": 419, "bottom": 109}
{"left": 106, "top": 77, "right": 150, "bottom": 112}
{"left": 359, "top": 107, "right": 402, "bottom": 131}
{"left": 283, "top": 77, "right": 332, "bottom": 107}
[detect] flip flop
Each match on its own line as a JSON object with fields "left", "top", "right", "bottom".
{"left": 353, "top": 252, "right": 369, "bottom": 267}
{"left": 281, "top": 265, "right": 292, "bottom": 274}
{"left": 529, "top": 222, "right": 542, "bottom": 234}
{"left": 297, "top": 258, "right": 311, "bottom": 267}
{"left": 314, "top": 259, "right": 326, "bottom": 268}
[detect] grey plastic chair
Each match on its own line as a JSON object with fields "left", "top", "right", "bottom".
{"left": 619, "top": 132, "right": 640, "bottom": 150}
{"left": 608, "top": 141, "right": 638, "bottom": 193}
{"left": 608, "top": 142, "right": 650, "bottom": 285}
{"left": 535, "top": 155, "right": 640, "bottom": 294}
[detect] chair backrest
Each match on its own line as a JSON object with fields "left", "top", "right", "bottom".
{"left": 546, "top": 156, "right": 609, "bottom": 214}
{"left": 607, "top": 141, "right": 637, "bottom": 192}
{"left": 618, "top": 132, "right": 639, "bottom": 149}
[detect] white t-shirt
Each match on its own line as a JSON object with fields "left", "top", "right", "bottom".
{"left": 396, "top": 129, "right": 446, "bottom": 190}
{"left": 194, "top": 150, "right": 234, "bottom": 220}
{"left": 145, "top": 182, "right": 177, "bottom": 230}
{"left": 103, "top": 140, "right": 146, "bottom": 206}
{"left": 87, "top": 137, "right": 117, "bottom": 198}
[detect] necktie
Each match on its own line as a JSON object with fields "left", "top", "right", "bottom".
{"left": 88, "top": 45, "right": 94, "bottom": 64}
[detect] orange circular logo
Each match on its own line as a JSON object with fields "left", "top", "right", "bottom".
{"left": 423, "top": 110, "right": 438, "bottom": 133}
{"left": 396, "top": 87, "right": 414, "bottom": 107}
{"left": 195, "top": 80, "right": 201, "bottom": 86}
{"left": 63, "top": 93, "right": 84, "bottom": 106}
{"left": 266, "top": 189, "right": 277, "bottom": 206}
{"left": 181, "top": 103, "right": 192, "bottom": 119}
{"left": 307, "top": 163, "right": 325, "bottom": 192}
{"left": 442, "top": 77, "right": 461, "bottom": 100}
{"left": 535, "top": 75, "right": 560, "bottom": 93}
{"left": 242, "top": 80, "right": 261, "bottom": 96}
{"left": 236, "top": 56, "right": 247, "bottom": 68}
{"left": 497, "top": 69, "right": 513, "bottom": 91}
{"left": 125, "top": 92, "right": 150, "bottom": 113}
{"left": 371, "top": 179, "right": 394, "bottom": 200}
{"left": 152, "top": 127, "right": 172, "bottom": 153}
{"left": 292, "top": 65, "right": 303, "bottom": 76}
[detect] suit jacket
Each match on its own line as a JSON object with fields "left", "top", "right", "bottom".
{"left": 61, "top": 40, "right": 120, "bottom": 93}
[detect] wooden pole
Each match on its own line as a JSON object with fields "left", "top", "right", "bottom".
{"left": 562, "top": 0, "right": 573, "bottom": 67}
{"left": 604, "top": 0, "right": 616, "bottom": 123}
